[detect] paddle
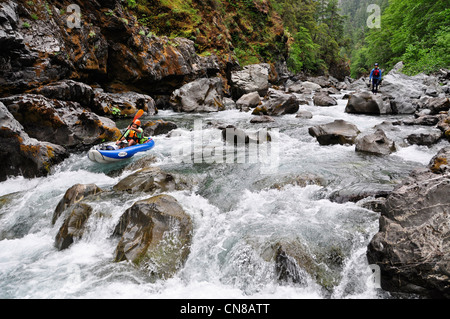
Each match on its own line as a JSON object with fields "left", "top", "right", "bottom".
{"left": 117, "top": 109, "right": 144, "bottom": 144}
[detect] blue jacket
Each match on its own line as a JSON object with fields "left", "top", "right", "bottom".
{"left": 370, "top": 68, "right": 382, "bottom": 80}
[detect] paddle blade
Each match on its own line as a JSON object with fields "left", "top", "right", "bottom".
{"left": 134, "top": 109, "right": 144, "bottom": 121}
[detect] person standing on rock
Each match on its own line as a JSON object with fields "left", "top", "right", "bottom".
{"left": 369, "top": 63, "right": 382, "bottom": 94}
{"left": 116, "top": 119, "right": 144, "bottom": 148}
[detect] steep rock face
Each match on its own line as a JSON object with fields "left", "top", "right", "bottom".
{"left": 0, "top": 102, "right": 68, "bottom": 181}
{"left": 0, "top": 0, "right": 223, "bottom": 96}
{"left": 367, "top": 147, "right": 450, "bottom": 298}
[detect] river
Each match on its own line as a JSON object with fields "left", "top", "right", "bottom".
{"left": 0, "top": 91, "right": 445, "bottom": 299}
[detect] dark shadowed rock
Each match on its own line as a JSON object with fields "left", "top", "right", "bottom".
{"left": 112, "top": 194, "right": 193, "bottom": 279}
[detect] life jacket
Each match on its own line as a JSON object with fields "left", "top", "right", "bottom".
{"left": 127, "top": 129, "right": 142, "bottom": 142}
{"left": 373, "top": 69, "right": 380, "bottom": 77}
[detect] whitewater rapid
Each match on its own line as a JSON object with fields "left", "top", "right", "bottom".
{"left": 0, "top": 92, "right": 445, "bottom": 299}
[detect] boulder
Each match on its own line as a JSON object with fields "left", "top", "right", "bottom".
{"left": 295, "top": 110, "right": 313, "bottom": 119}
{"left": 52, "top": 183, "right": 103, "bottom": 225}
{"left": 0, "top": 102, "right": 68, "bottom": 181}
{"left": 250, "top": 115, "right": 275, "bottom": 123}
{"left": 379, "top": 62, "right": 444, "bottom": 114}
{"left": 221, "top": 125, "right": 271, "bottom": 145}
{"left": 230, "top": 63, "right": 270, "bottom": 99}
{"left": 355, "top": 129, "right": 396, "bottom": 155}
{"left": 236, "top": 91, "right": 261, "bottom": 110}
{"left": 406, "top": 128, "right": 442, "bottom": 146}
{"left": 308, "top": 120, "right": 360, "bottom": 145}
{"left": 54, "top": 203, "right": 93, "bottom": 250}
{"left": 113, "top": 167, "right": 189, "bottom": 194}
{"left": 427, "top": 97, "right": 450, "bottom": 115}
{"left": 313, "top": 92, "right": 337, "bottom": 107}
{"left": 170, "top": 77, "right": 225, "bottom": 112}
{"left": 345, "top": 91, "right": 392, "bottom": 115}
{"left": 142, "top": 119, "right": 177, "bottom": 136}
{"left": 367, "top": 165, "right": 450, "bottom": 298}
{"left": 428, "top": 147, "right": 450, "bottom": 174}
{"left": 113, "top": 194, "right": 193, "bottom": 279}
{"left": 252, "top": 88, "right": 299, "bottom": 116}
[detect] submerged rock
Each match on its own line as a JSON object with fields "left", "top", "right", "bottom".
{"left": 113, "top": 194, "right": 193, "bottom": 279}
{"left": 52, "top": 183, "right": 103, "bottom": 225}
{"left": 113, "top": 167, "right": 190, "bottom": 194}
{"left": 54, "top": 203, "right": 93, "bottom": 251}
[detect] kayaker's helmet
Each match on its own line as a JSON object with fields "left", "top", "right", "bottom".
{"left": 374, "top": 63, "right": 379, "bottom": 66}
{"left": 134, "top": 119, "right": 141, "bottom": 126}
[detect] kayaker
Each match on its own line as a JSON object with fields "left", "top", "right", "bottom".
{"left": 116, "top": 119, "right": 144, "bottom": 148}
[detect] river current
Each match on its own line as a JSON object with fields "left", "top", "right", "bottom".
{"left": 0, "top": 91, "right": 446, "bottom": 299}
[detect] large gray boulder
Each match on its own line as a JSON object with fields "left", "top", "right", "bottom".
{"left": 355, "top": 129, "right": 396, "bottom": 155}
{"left": 252, "top": 88, "right": 299, "bottom": 116}
{"left": 170, "top": 77, "right": 224, "bottom": 112}
{"left": 113, "top": 194, "right": 193, "bottom": 279}
{"left": 345, "top": 91, "right": 392, "bottom": 115}
{"left": 230, "top": 63, "right": 270, "bottom": 99}
{"left": 308, "top": 120, "right": 361, "bottom": 145}
{"left": 367, "top": 147, "right": 450, "bottom": 298}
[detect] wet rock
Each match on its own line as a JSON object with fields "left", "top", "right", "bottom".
{"left": 113, "top": 194, "right": 193, "bottom": 279}
{"left": 221, "top": 125, "right": 271, "bottom": 145}
{"left": 170, "top": 77, "right": 224, "bottom": 112}
{"left": 428, "top": 147, "right": 450, "bottom": 174}
{"left": 308, "top": 120, "right": 360, "bottom": 145}
{"left": 367, "top": 169, "right": 450, "bottom": 298}
{"left": 252, "top": 88, "right": 299, "bottom": 116}
{"left": 345, "top": 91, "right": 392, "bottom": 115}
{"left": 142, "top": 119, "right": 177, "bottom": 136}
{"left": 268, "top": 240, "right": 344, "bottom": 291}
{"left": 355, "top": 129, "right": 396, "bottom": 155}
{"left": 113, "top": 167, "right": 189, "bottom": 194}
{"left": 427, "top": 97, "right": 450, "bottom": 115}
{"left": 54, "top": 203, "right": 93, "bottom": 250}
{"left": 52, "top": 183, "right": 103, "bottom": 225}
{"left": 236, "top": 91, "right": 261, "bottom": 110}
{"left": 0, "top": 102, "right": 68, "bottom": 181}
{"left": 313, "top": 92, "right": 337, "bottom": 107}
{"left": 230, "top": 63, "right": 270, "bottom": 99}
{"left": 250, "top": 115, "right": 275, "bottom": 123}
{"left": 295, "top": 110, "right": 313, "bottom": 119}
{"left": 406, "top": 128, "right": 442, "bottom": 146}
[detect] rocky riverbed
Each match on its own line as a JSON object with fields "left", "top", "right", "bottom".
{"left": 1, "top": 0, "right": 450, "bottom": 299}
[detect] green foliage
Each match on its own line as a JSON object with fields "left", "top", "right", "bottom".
{"left": 273, "top": 0, "right": 347, "bottom": 74}
{"left": 345, "top": 0, "right": 450, "bottom": 77}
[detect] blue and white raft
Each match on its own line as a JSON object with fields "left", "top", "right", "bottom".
{"left": 87, "top": 138, "right": 155, "bottom": 163}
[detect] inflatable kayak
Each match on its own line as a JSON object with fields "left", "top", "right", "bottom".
{"left": 88, "top": 138, "right": 155, "bottom": 163}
